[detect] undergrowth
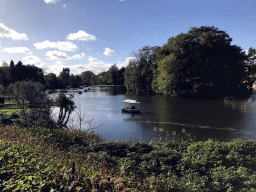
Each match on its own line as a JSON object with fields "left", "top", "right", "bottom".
{"left": 1, "top": 125, "right": 256, "bottom": 191}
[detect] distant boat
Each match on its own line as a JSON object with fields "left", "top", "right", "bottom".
{"left": 78, "top": 91, "right": 82, "bottom": 94}
{"left": 65, "top": 92, "right": 74, "bottom": 99}
{"left": 121, "top": 99, "right": 141, "bottom": 113}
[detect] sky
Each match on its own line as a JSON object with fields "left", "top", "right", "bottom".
{"left": 0, "top": 0, "right": 256, "bottom": 76}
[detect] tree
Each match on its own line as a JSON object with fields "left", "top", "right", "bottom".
{"left": 124, "top": 61, "right": 139, "bottom": 92}
{"left": 10, "top": 61, "right": 45, "bottom": 84}
{"left": 105, "top": 64, "right": 119, "bottom": 85}
{"left": 70, "top": 74, "right": 81, "bottom": 88}
{"left": 81, "top": 71, "right": 94, "bottom": 85}
{"left": 45, "top": 73, "right": 65, "bottom": 89}
{"left": 0, "top": 61, "right": 12, "bottom": 87}
{"left": 7, "top": 81, "right": 49, "bottom": 127}
{"left": 124, "top": 46, "right": 156, "bottom": 92}
{"left": 90, "top": 73, "right": 98, "bottom": 85}
{"left": 117, "top": 67, "right": 125, "bottom": 85}
{"left": 55, "top": 93, "right": 76, "bottom": 128}
{"left": 152, "top": 26, "right": 249, "bottom": 98}
{"left": 58, "top": 68, "right": 70, "bottom": 87}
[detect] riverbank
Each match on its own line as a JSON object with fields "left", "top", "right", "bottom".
{"left": 1, "top": 125, "right": 256, "bottom": 191}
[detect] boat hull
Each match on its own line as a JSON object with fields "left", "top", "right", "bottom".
{"left": 121, "top": 107, "right": 141, "bottom": 113}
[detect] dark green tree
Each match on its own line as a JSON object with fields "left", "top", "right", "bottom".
{"left": 152, "top": 26, "right": 249, "bottom": 98}
{"left": 117, "top": 67, "right": 125, "bottom": 85}
{"left": 81, "top": 71, "right": 94, "bottom": 85}
{"left": 55, "top": 93, "right": 76, "bottom": 128}
{"left": 124, "top": 46, "right": 156, "bottom": 92}
{"left": 45, "top": 73, "right": 63, "bottom": 89}
{"left": 58, "top": 68, "right": 70, "bottom": 87}
{"left": 70, "top": 74, "right": 82, "bottom": 88}
{"left": 124, "top": 61, "right": 139, "bottom": 92}
{"left": 90, "top": 73, "right": 98, "bottom": 85}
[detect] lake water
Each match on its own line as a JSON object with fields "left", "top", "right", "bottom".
{"left": 50, "top": 86, "right": 256, "bottom": 143}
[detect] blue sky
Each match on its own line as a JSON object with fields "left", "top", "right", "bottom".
{"left": 0, "top": 0, "right": 256, "bottom": 75}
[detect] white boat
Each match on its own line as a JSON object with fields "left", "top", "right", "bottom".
{"left": 65, "top": 92, "right": 74, "bottom": 99}
{"left": 121, "top": 99, "right": 141, "bottom": 113}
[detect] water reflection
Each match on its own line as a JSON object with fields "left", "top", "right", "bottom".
{"left": 50, "top": 87, "right": 256, "bottom": 143}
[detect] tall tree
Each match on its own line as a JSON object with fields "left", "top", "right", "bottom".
{"left": 124, "top": 61, "right": 139, "bottom": 92}
{"left": 45, "top": 73, "right": 65, "bottom": 89}
{"left": 70, "top": 74, "right": 81, "bottom": 88}
{"left": 58, "top": 68, "right": 70, "bottom": 87}
{"left": 152, "top": 26, "right": 249, "bottom": 98}
{"left": 124, "top": 46, "right": 156, "bottom": 92}
{"left": 81, "top": 71, "right": 94, "bottom": 85}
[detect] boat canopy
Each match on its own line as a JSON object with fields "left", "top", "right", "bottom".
{"left": 122, "top": 99, "right": 140, "bottom": 104}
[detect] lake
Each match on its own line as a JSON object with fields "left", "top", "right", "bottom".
{"left": 50, "top": 86, "right": 256, "bottom": 143}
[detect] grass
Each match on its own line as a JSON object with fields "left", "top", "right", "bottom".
{"left": 0, "top": 108, "right": 21, "bottom": 115}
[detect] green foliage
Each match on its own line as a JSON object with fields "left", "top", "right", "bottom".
{"left": 2, "top": 124, "right": 256, "bottom": 191}
{"left": 124, "top": 46, "right": 156, "bottom": 92}
{"left": 152, "top": 26, "right": 250, "bottom": 98}
{"left": 58, "top": 68, "right": 70, "bottom": 87}
{"left": 55, "top": 93, "right": 76, "bottom": 127}
{"left": 44, "top": 73, "right": 65, "bottom": 89}
{"left": 80, "top": 70, "right": 94, "bottom": 85}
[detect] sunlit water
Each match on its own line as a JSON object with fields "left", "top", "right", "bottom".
{"left": 50, "top": 87, "right": 256, "bottom": 143}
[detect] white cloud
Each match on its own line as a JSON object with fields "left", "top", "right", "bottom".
{"left": 69, "top": 53, "right": 85, "bottom": 60}
{"left": 3, "top": 47, "right": 32, "bottom": 54}
{"left": 23, "top": 55, "right": 41, "bottom": 64}
{"left": 44, "top": 0, "right": 60, "bottom": 4}
{"left": 103, "top": 48, "right": 117, "bottom": 56}
{"left": 46, "top": 50, "right": 68, "bottom": 60}
{"left": 34, "top": 40, "right": 78, "bottom": 51}
{"left": 86, "top": 56, "right": 112, "bottom": 74}
{"left": 0, "top": 23, "right": 28, "bottom": 40}
{"left": 67, "top": 30, "right": 96, "bottom": 41}
{"left": 22, "top": 55, "right": 50, "bottom": 73}
{"left": 116, "top": 57, "right": 136, "bottom": 69}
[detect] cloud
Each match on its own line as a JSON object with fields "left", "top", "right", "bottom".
{"left": 3, "top": 47, "right": 32, "bottom": 54}
{"left": 22, "top": 55, "right": 50, "bottom": 73}
{"left": 46, "top": 50, "right": 68, "bottom": 60}
{"left": 0, "top": 23, "right": 28, "bottom": 40}
{"left": 44, "top": 0, "right": 60, "bottom": 3}
{"left": 34, "top": 40, "right": 78, "bottom": 51}
{"left": 69, "top": 53, "right": 85, "bottom": 60}
{"left": 103, "top": 48, "right": 117, "bottom": 56}
{"left": 67, "top": 30, "right": 96, "bottom": 41}
{"left": 116, "top": 57, "right": 136, "bottom": 69}
{"left": 23, "top": 55, "right": 41, "bottom": 64}
{"left": 46, "top": 50, "right": 86, "bottom": 61}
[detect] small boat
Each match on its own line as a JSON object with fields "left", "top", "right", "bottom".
{"left": 121, "top": 99, "right": 141, "bottom": 113}
{"left": 78, "top": 91, "right": 82, "bottom": 94}
{"left": 65, "top": 92, "right": 74, "bottom": 99}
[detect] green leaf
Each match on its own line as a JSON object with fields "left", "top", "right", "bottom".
{"left": 60, "top": 165, "right": 66, "bottom": 172}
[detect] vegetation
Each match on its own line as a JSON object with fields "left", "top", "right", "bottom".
{"left": 123, "top": 26, "right": 256, "bottom": 98}
{"left": 1, "top": 124, "right": 256, "bottom": 191}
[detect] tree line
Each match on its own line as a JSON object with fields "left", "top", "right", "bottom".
{"left": 1, "top": 26, "right": 256, "bottom": 99}
{"left": 124, "top": 26, "right": 256, "bottom": 98}
{"left": 44, "top": 64, "right": 125, "bottom": 89}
